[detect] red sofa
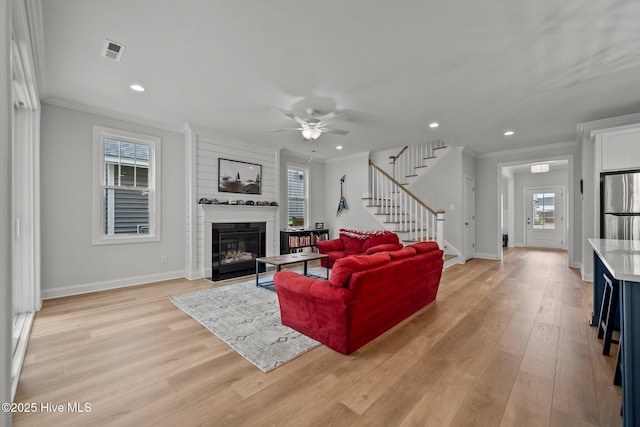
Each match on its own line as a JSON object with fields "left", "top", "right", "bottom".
{"left": 316, "top": 228, "right": 403, "bottom": 268}
{"left": 273, "top": 241, "right": 444, "bottom": 354}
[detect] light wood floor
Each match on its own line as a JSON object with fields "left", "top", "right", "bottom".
{"left": 14, "top": 248, "right": 622, "bottom": 426}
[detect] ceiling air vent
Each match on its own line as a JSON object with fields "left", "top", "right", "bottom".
{"left": 102, "top": 39, "right": 125, "bottom": 61}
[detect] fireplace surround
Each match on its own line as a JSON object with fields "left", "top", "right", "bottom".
{"left": 200, "top": 204, "right": 279, "bottom": 279}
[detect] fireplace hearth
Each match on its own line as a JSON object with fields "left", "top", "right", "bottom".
{"left": 212, "top": 222, "right": 266, "bottom": 281}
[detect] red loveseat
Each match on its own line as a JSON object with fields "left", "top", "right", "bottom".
{"left": 273, "top": 241, "right": 444, "bottom": 354}
{"left": 316, "top": 228, "right": 403, "bottom": 268}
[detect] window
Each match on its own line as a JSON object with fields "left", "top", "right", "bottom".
{"left": 287, "top": 165, "right": 308, "bottom": 227}
{"left": 532, "top": 192, "right": 555, "bottom": 229}
{"left": 93, "top": 126, "right": 161, "bottom": 244}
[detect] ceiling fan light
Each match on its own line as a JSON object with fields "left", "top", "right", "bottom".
{"left": 302, "top": 128, "right": 321, "bottom": 140}
{"left": 301, "top": 128, "right": 314, "bottom": 139}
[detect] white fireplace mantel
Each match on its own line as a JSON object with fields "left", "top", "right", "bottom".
{"left": 199, "top": 205, "right": 279, "bottom": 278}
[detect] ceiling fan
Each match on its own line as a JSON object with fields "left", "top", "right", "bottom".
{"left": 269, "top": 108, "right": 349, "bottom": 141}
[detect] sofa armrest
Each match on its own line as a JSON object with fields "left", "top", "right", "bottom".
{"left": 274, "top": 271, "right": 352, "bottom": 304}
{"left": 316, "top": 238, "right": 344, "bottom": 254}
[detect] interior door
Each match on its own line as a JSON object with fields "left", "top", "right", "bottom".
{"left": 464, "top": 176, "right": 475, "bottom": 260}
{"left": 525, "top": 188, "right": 563, "bottom": 249}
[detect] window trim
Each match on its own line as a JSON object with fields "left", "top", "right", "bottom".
{"left": 286, "top": 162, "right": 309, "bottom": 227}
{"left": 92, "top": 125, "right": 161, "bottom": 245}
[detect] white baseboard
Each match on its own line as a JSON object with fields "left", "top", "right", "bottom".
{"left": 186, "top": 270, "right": 203, "bottom": 280}
{"left": 42, "top": 270, "right": 186, "bottom": 299}
{"left": 474, "top": 252, "right": 500, "bottom": 260}
{"left": 581, "top": 270, "right": 593, "bottom": 282}
{"left": 12, "top": 312, "right": 34, "bottom": 401}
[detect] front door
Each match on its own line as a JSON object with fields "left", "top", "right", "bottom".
{"left": 525, "top": 187, "right": 564, "bottom": 249}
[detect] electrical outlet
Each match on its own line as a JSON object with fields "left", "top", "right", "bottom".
{"left": 160, "top": 256, "right": 168, "bottom": 264}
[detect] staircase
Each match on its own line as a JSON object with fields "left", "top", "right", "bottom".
{"left": 363, "top": 140, "right": 462, "bottom": 267}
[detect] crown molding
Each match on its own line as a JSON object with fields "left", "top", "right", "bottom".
{"left": 577, "top": 112, "right": 640, "bottom": 135}
{"left": 43, "top": 97, "right": 185, "bottom": 134}
{"left": 476, "top": 141, "right": 577, "bottom": 159}
{"left": 456, "top": 145, "right": 478, "bottom": 157}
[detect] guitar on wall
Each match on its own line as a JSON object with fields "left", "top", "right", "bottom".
{"left": 337, "top": 175, "right": 348, "bottom": 216}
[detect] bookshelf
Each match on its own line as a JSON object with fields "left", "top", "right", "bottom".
{"left": 280, "top": 228, "right": 330, "bottom": 254}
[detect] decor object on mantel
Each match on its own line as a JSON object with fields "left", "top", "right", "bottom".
{"left": 218, "top": 158, "right": 262, "bottom": 195}
{"left": 337, "top": 175, "right": 348, "bottom": 216}
{"left": 274, "top": 241, "right": 444, "bottom": 354}
{"left": 317, "top": 229, "right": 402, "bottom": 268}
{"left": 170, "top": 275, "right": 324, "bottom": 372}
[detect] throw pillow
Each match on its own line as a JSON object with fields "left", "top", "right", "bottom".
{"left": 329, "top": 252, "right": 391, "bottom": 287}
{"left": 361, "top": 232, "right": 400, "bottom": 252}
{"left": 364, "top": 243, "right": 404, "bottom": 255}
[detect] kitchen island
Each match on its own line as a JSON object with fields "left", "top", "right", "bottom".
{"left": 589, "top": 238, "right": 640, "bottom": 426}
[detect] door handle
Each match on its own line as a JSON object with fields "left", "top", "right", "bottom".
{"left": 465, "top": 223, "right": 469, "bottom": 226}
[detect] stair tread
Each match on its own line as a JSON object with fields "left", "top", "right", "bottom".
{"left": 423, "top": 156, "right": 437, "bottom": 160}
{"left": 433, "top": 146, "right": 448, "bottom": 150}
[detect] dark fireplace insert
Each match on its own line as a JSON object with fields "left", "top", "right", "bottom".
{"left": 211, "top": 222, "right": 266, "bottom": 281}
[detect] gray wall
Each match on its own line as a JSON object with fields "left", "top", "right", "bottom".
{"left": 1, "top": 0, "right": 12, "bottom": 419}
{"left": 40, "top": 104, "right": 186, "bottom": 297}
{"left": 323, "top": 152, "right": 380, "bottom": 238}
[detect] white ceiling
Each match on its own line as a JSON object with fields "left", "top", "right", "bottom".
{"left": 37, "top": 0, "right": 640, "bottom": 160}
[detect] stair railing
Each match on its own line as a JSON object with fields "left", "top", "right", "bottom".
{"left": 369, "top": 159, "right": 444, "bottom": 248}
{"left": 390, "top": 139, "right": 446, "bottom": 184}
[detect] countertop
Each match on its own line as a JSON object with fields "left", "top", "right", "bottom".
{"left": 589, "top": 238, "right": 640, "bottom": 282}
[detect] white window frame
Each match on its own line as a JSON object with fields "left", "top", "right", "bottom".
{"left": 286, "top": 163, "right": 309, "bottom": 227}
{"left": 92, "top": 125, "right": 161, "bottom": 245}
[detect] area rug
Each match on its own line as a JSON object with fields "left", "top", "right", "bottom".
{"left": 170, "top": 268, "right": 326, "bottom": 372}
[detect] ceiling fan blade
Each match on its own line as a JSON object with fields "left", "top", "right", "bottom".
{"left": 323, "top": 129, "right": 349, "bottom": 136}
{"left": 268, "top": 128, "right": 303, "bottom": 132}
{"left": 316, "top": 112, "right": 346, "bottom": 122}
{"left": 285, "top": 113, "right": 308, "bottom": 126}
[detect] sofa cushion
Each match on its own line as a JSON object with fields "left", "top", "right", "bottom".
{"left": 407, "top": 241, "right": 440, "bottom": 254}
{"left": 364, "top": 243, "right": 404, "bottom": 255}
{"left": 329, "top": 253, "right": 391, "bottom": 287}
{"left": 387, "top": 247, "right": 417, "bottom": 261}
{"left": 361, "top": 231, "right": 400, "bottom": 252}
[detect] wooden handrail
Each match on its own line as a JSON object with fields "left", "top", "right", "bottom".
{"left": 369, "top": 159, "right": 444, "bottom": 216}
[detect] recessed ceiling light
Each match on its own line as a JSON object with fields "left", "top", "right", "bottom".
{"left": 504, "top": 130, "right": 515, "bottom": 136}
{"left": 336, "top": 145, "right": 343, "bottom": 150}
{"left": 130, "top": 84, "right": 145, "bottom": 92}
{"left": 429, "top": 122, "right": 439, "bottom": 128}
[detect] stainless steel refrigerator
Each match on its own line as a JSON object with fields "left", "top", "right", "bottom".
{"left": 600, "top": 170, "right": 640, "bottom": 239}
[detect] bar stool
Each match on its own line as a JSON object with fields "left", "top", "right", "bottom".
{"left": 614, "top": 333, "right": 622, "bottom": 387}
{"left": 597, "top": 274, "right": 619, "bottom": 356}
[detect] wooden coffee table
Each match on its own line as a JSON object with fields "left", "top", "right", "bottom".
{"left": 255, "top": 252, "right": 329, "bottom": 290}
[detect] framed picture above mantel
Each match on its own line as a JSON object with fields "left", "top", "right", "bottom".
{"left": 218, "top": 158, "right": 262, "bottom": 195}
